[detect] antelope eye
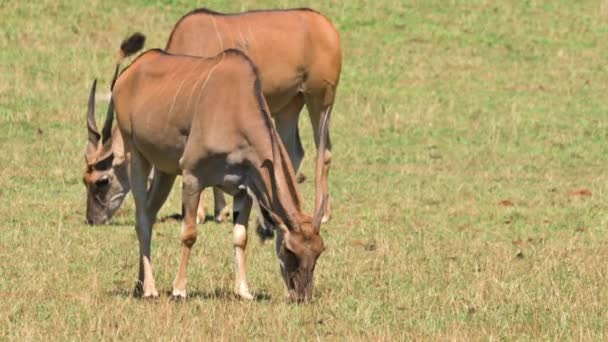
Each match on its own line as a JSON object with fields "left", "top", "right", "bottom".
{"left": 96, "top": 177, "right": 110, "bottom": 188}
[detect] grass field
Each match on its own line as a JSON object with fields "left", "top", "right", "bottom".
{"left": 2, "top": 0, "right": 608, "bottom": 339}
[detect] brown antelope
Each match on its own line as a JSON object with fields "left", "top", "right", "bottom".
{"left": 165, "top": 7, "right": 341, "bottom": 223}
{"left": 83, "top": 8, "right": 341, "bottom": 225}
{"left": 91, "top": 37, "right": 329, "bottom": 302}
{"left": 83, "top": 35, "right": 228, "bottom": 225}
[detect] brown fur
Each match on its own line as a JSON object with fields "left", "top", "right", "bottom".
{"left": 83, "top": 8, "right": 341, "bottom": 225}
{"left": 103, "top": 44, "right": 328, "bottom": 301}
{"left": 165, "top": 7, "right": 341, "bottom": 222}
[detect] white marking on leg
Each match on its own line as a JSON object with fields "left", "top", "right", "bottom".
{"left": 172, "top": 288, "right": 187, "bottom": 298}
{"left": 142, "top": 255, "right": 158, "bottom": 297}
{"left": 233, "top": 223, "right": 253, "bottom": 300}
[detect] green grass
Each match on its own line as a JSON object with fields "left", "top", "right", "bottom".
{"left": 2, "top": 0, "right": 608, "bottom": 339}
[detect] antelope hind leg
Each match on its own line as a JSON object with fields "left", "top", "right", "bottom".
{"left": 232, "top": 192, "right": 254, "bottom": 300}
{"left": 130, "top": 149, "right": 159, "bottom": 298}
{"left": 146, "top": 170, "right": 176, "bottom": 220}
{"left": 275, "top": 94, "right": 306, "bottom": 182}
{"left": 172, "top": 172, "right": 202, "bottom": 298}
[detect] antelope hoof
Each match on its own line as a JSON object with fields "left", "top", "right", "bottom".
{"left": 143, "top": 286, "right": 159, "bottom": 298}
{"left": 172, "top": 288, "right": 187, "bottom": 299}
{"left": 133, "top": 281, "right": 158, "bottom": 298}
{"left": 133, "top": 282, "right": 144, "bottom": 297}
{"left": 234, "top": 286, "right": 254, "bottom": 300}
{"left": 214, "top": 207, "right": 231, "bottom": 223}
{"left": 236, "top": 291, "right": 254, "bottom": 301}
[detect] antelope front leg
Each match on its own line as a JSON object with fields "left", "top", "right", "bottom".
{"left": 232, "top": 192, "right": 253, "bottom": 300}
{"left": 172, "top": 173, "right": 201, "bottom": 299}
{"left": 129, "top": 149, "right": 158, "bottom": 298}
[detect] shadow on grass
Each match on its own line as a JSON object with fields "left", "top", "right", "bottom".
{"left": 89, "top": 213, "right": 224, "bottom": 227}
{"left": 107, "top": 288, "right": 135, "bottom": 298}
{"left": 158, "top": 213, "right": 184, "bottom": 222}
{"left": 106, "top": 287, "right": 271, "bottom": 302}
{"left": 158, "top": 213, "right": 218, "bottom": 225}
{"left": 170, "top": 288, "right": 272, "bottom": 302}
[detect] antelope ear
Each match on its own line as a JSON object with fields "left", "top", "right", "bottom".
{"left": 313, "top": 194, "right": 329, "bottom": 232}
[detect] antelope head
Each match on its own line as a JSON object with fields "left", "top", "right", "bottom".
{"left": 274, "top": 108, "right": 331, "bottom": 303}
{"left": 82, "top": 80, "right": 130, "bottom": 225}
{"left": 275, "top": 196, "right": 327, "bottom": 303}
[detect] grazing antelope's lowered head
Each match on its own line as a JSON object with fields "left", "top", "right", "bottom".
{"left": 260, "top": 106, "right": 331, "bottom": 303}
{"left": 82, "top": 33, "right": 145, "bottom": 225}
{"left": 82, "top": 80, "right": 130, "bottom": 225}
{"left": 274, "top": 197, "right": 327, "bottom": 303}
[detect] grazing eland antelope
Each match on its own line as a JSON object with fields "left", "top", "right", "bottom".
{"left": 94, "top": 38, "right": 329, "bottom": 302}
{"left": 165, "top": 7, "right": 342, "bottom": 223}
{"left": 82, "top": 34, "right": 226, "bottom": 225}
{"left": 82, "top": 34, "right": 144, "bottom": 225}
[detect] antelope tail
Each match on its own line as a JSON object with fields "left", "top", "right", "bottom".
{"left": 111, "top": 32, "right": 146, "bottom": 89}
{"left": 100, "top": 33, "right": 146, "bottom": 146}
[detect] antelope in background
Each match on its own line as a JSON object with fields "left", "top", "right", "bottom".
{"left": 82, "top": 8, "right": 342, "bottom": 225}
{"left": 167, "top": 8, "right": 341, "bottom": 223}
{"left": 88, "top": 35, "right": 329, "bottom": 302}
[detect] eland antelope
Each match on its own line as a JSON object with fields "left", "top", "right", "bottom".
{"left": 91, "top": 37, "right": 329, "bottom": 302}
{"left": 83, "top": 8, "right": 341, "bottom": 225}
{"left": 166, "top": 7, "right": 341, "bottom": 223}
{"left": 82, "top": 34, "right": 226, "bottom": 225}
{"left": 83, "top": 34, "right": 144, "bottom": 225}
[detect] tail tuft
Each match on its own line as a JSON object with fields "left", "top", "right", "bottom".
{"left": 255, "top": 217, "right": 275, "bottom": 242}
{"left": 120, "top": 33, "right": 146, "bottom": 58}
